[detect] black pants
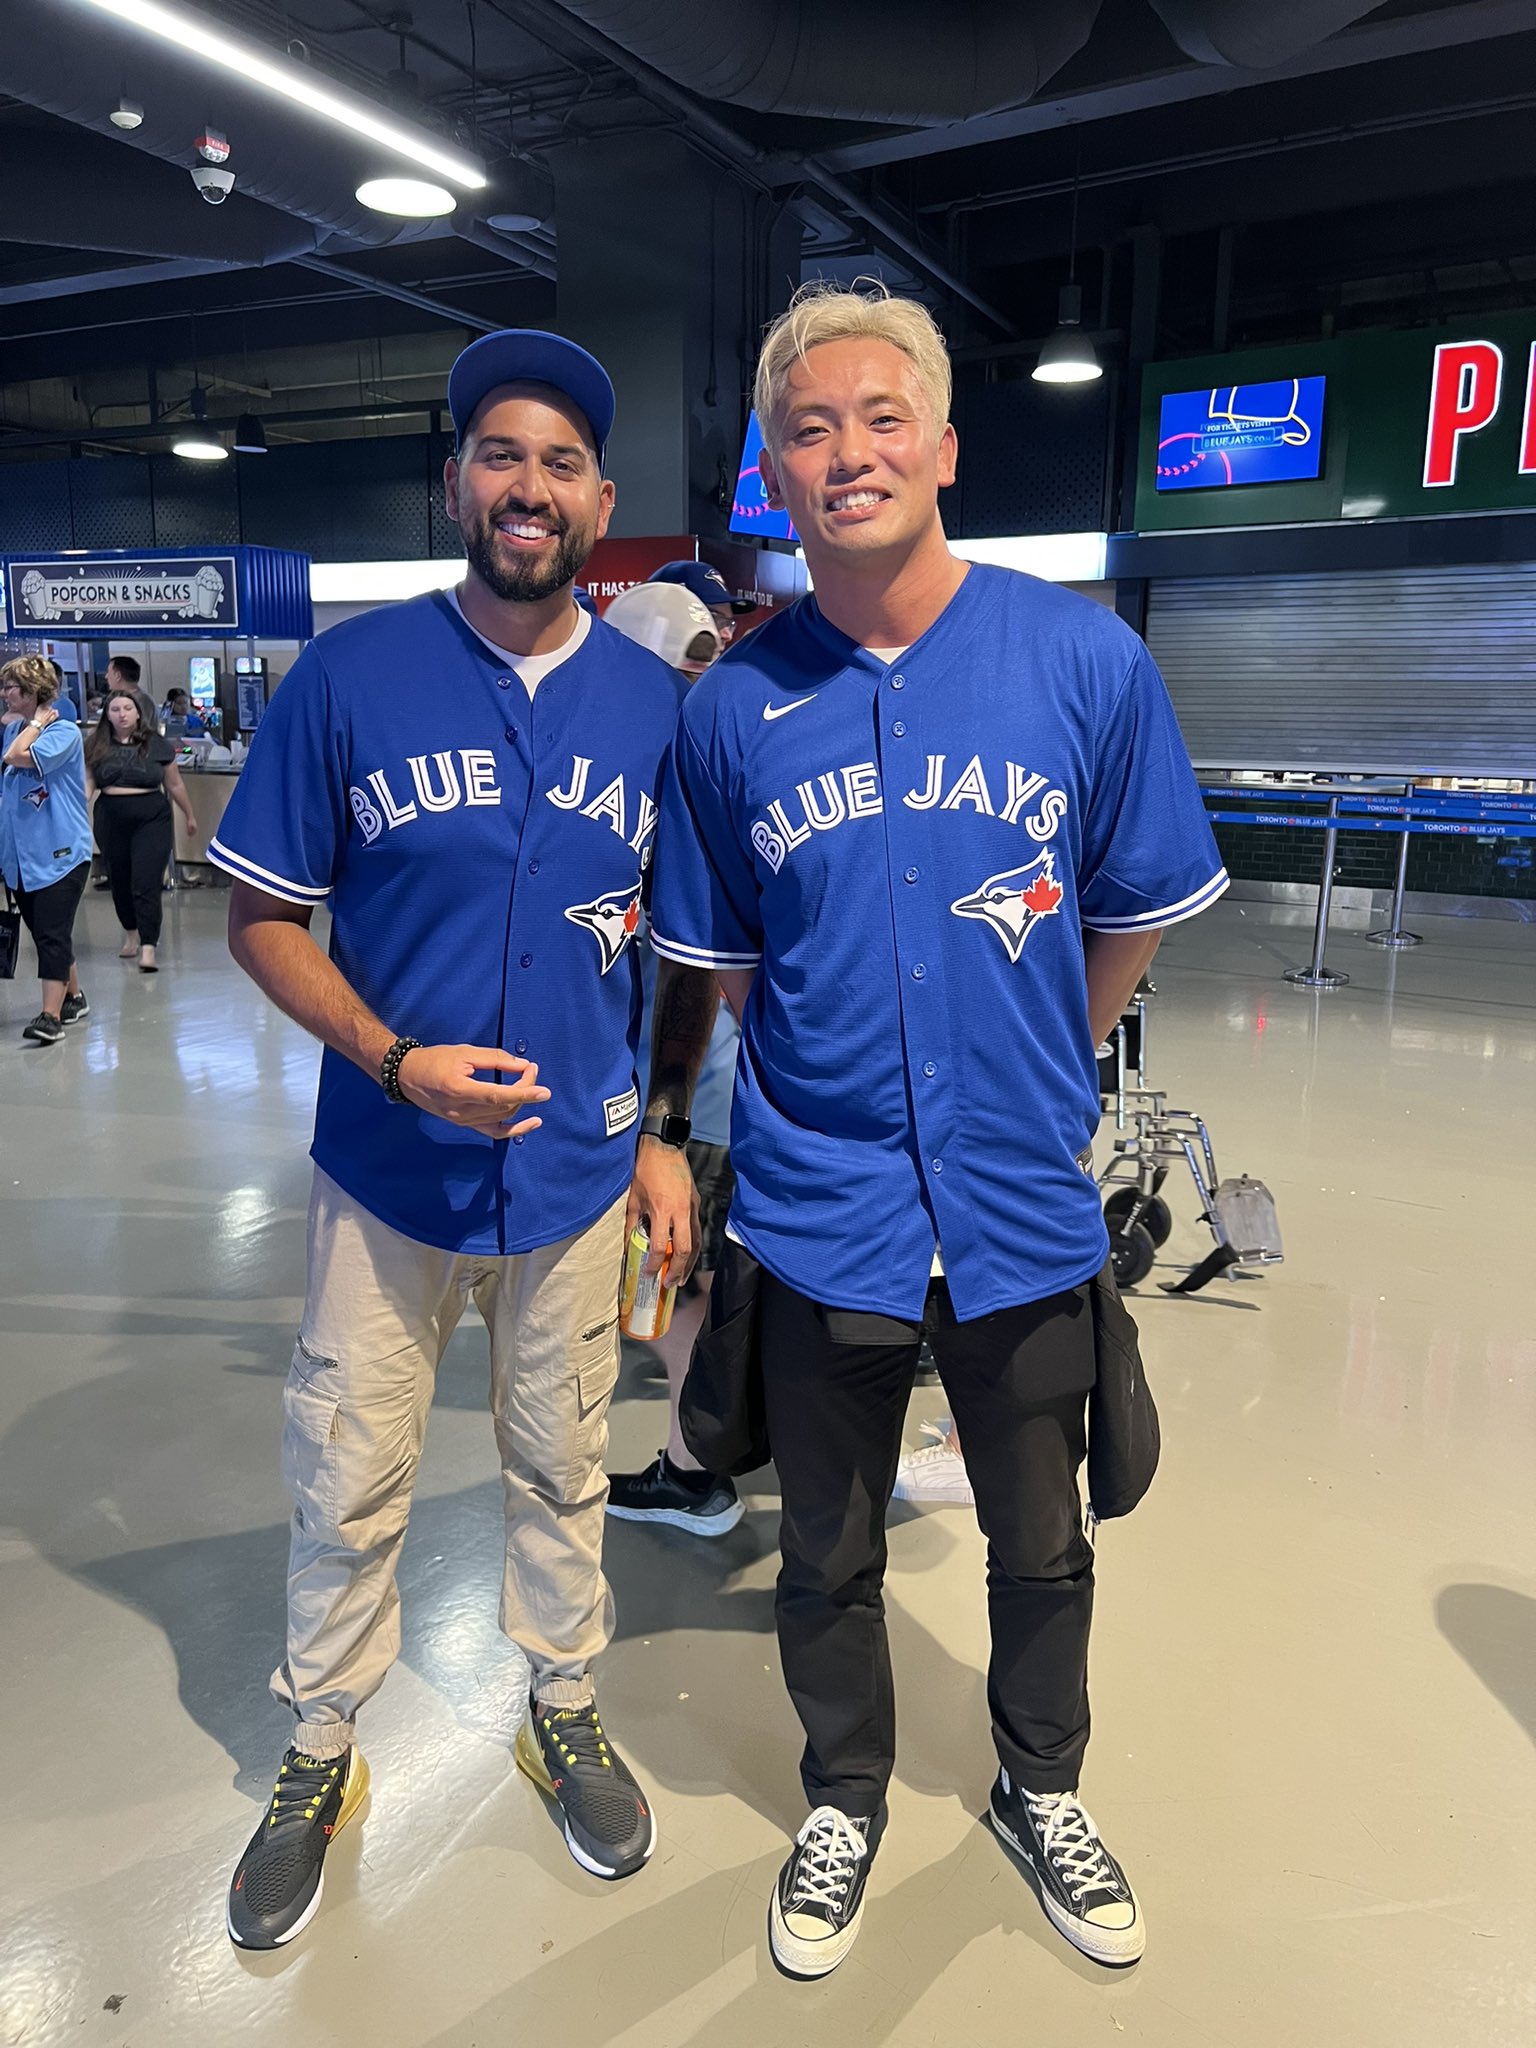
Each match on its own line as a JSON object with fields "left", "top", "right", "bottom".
{"left": 95, "top": 792, "right": 173, "bottom": 946}
{"left": 15, "top": 860, "right": 90, "bottom": 983}
{"left": 760, "top": 1270, "right": 1097, "bottom": 1817}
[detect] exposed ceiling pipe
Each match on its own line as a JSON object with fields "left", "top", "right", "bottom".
{"left": 1145, "top": 0, "right": 1395, "bottom": 69}
{"left": 502, "top": 0, "right": 1018, "bottom": 333}
{"left": 545, "top": 0, "right": 1103, "bottom": 125}
{"left": 0, "top": 399, "right": 445, "bottom": 455}
{"left": 291, "top": 256, "right": 503, "bottom": 333}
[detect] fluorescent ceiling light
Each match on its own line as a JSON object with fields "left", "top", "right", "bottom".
{"left": 309, "top": 560, "right": 462, "bottom": 603}
{"left": 356, "top": 175, "right": 455, "bottom": 218}
{"left": 172, "top": 430, "right": 228, "bottom": 461}
{"left": 950, "top": 532, "right": 1108, "bottom": 582}
{"left": 78, "top": 0, "right": 487, "bottom": 190}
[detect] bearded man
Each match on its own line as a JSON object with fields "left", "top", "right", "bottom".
{"left": 210, "top": 330, "right": 716, "bottom": 1948}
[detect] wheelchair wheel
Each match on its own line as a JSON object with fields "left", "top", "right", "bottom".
{"left": 1108, "top": 1220, "right": 1157, "bottom": 1290}
{"left": 1103, "top": 1188, "right": 1173, "bottom": 1248}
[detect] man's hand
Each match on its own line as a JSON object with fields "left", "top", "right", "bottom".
{"left": 397, "top": 1044, "right": 551, "bottom": 1138}
{"left": 627, "top": 1135, "right": 700, "bottom": 1284}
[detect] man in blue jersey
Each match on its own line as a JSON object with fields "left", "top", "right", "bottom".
{"left": 211, "top": 330, "right": 717, "bottom": 1949}
{"left": 650, "top": 283, "right": 1228, "bottom": 1981}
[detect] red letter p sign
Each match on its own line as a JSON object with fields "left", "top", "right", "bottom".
{"left": 1422, "top": 341, "right": 1503, "bottom": 488}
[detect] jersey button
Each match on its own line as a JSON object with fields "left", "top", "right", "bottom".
{"left": 890, "top": 673, "right": 905, "bottom": 690}
{"left": 904, "top": 866, "right": 919, "bottom": 884}
{"left": 892, "top": 719, "right": 907, "bottom": 737}
{"left": 497, "top": 676, "right": 512, "bottom": 689}
{"left": 514, "top": 1038, "right": 528, "bottom": 1055}
{"left": 932, "top": 1156, "right": 944, "bottom": 1174}
{"left": 527, "top": 859, "right": 540, "bottom": 875}
{"left": 513, "top": 1134, "right": 526, "bottom": 1146}
{"left": 922, "top": 1061, "right": 937, "bottom": 1078}
{"left": 504, "top": 725, "right": 517, "bottom": 743}
{"left": 520, "top": 952, "right": 533, "bottom": 968}
{"left": 911, "top": 962, "right": 926, "bottom": 980}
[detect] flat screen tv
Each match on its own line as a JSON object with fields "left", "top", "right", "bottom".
{"left": 1155, "top": 375, "right": 1326, "bottom": 491}
{"left": 729, "top": 410, "right": 798, "bottom": 542}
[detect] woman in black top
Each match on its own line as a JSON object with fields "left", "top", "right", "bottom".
{"left": 85, "top": 685, "right": 197, "bottom": 971}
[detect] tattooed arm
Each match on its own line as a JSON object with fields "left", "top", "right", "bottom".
{"left": 626, "top": 958, "right": 721, "bottom": 1280}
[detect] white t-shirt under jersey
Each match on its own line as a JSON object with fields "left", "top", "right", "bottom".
{"left": 448, "top": 587, "right": 592, "bottom": 700}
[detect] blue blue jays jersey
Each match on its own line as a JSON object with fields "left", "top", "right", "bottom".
{"left": 649, "top": 565, "right": 1227, "bottom": 1320}
{"left": 208, "top": 592, "right": 682, "bottom": 1255}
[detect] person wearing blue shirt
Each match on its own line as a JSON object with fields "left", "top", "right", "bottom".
{"left": 1, "top": 656, "right": 92, "bottom": 1044}
{"left": 650, "top": 283, "right": 1227, "bottom": 1982}
{"left": 210, "top": 330, "right": 718, "bottom": 1951}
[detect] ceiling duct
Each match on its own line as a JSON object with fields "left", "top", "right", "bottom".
{"left": 0, "top": 122, "right": 320, "bottom": 268}
{"left": 1145, "top": 0, "right": 1390, "bottom": 70}
{"left": 547, "top": 0, "right": 1105, "bottom": 125}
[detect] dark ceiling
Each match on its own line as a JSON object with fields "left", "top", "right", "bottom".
{"left": 2, "top": 0, "right": 1533, "bottom": 458}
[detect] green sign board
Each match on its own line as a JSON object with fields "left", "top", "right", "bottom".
{"left": 1135, "top": 311, "right": 1536, "bottom": 532}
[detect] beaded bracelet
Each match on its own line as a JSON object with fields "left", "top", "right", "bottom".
{"left": 380, "top": 1035, "right": 424, "bottom": 1104}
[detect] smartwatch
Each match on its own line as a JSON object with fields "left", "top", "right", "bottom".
{"left": 639, "top": 1112, "right": 691, "bottom": 1149}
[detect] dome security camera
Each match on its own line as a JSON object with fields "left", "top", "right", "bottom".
{"left": 191, "top": 164, "right": 236, "bottom": 204}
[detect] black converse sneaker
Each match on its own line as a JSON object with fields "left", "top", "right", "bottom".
{"left": 515, "top": 1694, "right": 656, "bottom": 1879}
{"left": 989, "top": 1769, "right": 1144, "bottom": 1964}
{"left": 226, "top": 1746, "right": 370, "bottom": 1950}
{"left": 22, "top": 1012, "right": 63, "bottom": 1044}
{"left": 60, "top": 991, "right": 90, "bottom": 1025}
{"left": 769, "top": 1805, "right": 884, "bottom": 1979}
{"left": 605, "top": 1451, "right": 744, "bottom": 1536}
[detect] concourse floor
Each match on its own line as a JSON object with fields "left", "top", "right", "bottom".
{"left": 1, "top": 884, "right": 1532, "bottom": 2048}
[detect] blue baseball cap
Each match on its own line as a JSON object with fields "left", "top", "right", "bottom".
{"left": 448, "top": 329, "right": 615, "bottom": 464}
{"left": 648, "top": 558, "right": 755, "bottom": 614}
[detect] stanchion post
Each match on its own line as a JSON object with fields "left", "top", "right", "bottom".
{"left": 1366, "top": 823, "right": 1423, "bottom": 948}
{"left": 1285, "top": 796, "right": 1350, "bottom": 988}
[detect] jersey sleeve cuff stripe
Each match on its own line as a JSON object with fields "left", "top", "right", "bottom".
{"left": 648, "top": 930, "right": 762, "bottom": 970}
{"left": 206, "top": 837, "right": 332, "bottom": 905}
{"left": 1081, "top": 867, "right": 1230, "bottom": 933}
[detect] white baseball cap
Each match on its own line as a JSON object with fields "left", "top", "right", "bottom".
{"left": 604, "top": 582, "right": 722, "bottom": 670}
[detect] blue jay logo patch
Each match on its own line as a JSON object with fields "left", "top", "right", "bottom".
{"left": 950, "top": 849, "right": 1064, "bottom": 963}
{"left": 564, "top": 887, "right": 641, "bottom": 974}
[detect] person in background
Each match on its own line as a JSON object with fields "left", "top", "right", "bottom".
{"left": 601, "top": 582, "right": 746, "bottom": 1538}
{"left": 85, "top": 682, "right": 197, "bottom": 972}
{"left": 648, "top": 559, "right": 755, "bottom": 652}
{"left": 43, "top": 661, "right": 79, "bottom": 722}
{"left": 105, "top": 653, "right": 143, "bottom": 701}
{"left": 160, "top": 687, "right": 206, "bottom": 737}
{"left": 1, "top": 655, "right": 92, "bottom": 1044}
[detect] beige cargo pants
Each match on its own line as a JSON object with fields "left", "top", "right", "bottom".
{"left": 272, "top": 1168, "right": 628, "bottom": 1759}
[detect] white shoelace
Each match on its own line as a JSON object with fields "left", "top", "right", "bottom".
{"left": 788, "top": 1808, "right": 869, "bottom": 1911}
{"left": 1025, "top": 1791, "right": 1120, "bottom": 1902}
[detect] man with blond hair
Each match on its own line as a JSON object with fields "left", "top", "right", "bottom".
{"left": 650, "top": 281, "right": 1226, "bottom": 1978}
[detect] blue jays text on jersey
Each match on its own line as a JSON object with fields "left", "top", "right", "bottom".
{"left": 649, "top": 565, "right": 1227, "bottom": 1322}
{"left": 207, "top": 590, "right": 685, "bottom": 1256}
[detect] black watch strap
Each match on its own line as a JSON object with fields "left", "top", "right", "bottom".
{"left": 640, "top": 1111, "right": 691, "bottom": 1148}
{"left": 380, "top": 1035, "right": 424, "bottom": 1104}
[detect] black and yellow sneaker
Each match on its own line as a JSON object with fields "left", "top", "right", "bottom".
{"left": 515, "top": 1694, "right": 655, "bottom": 1879}
{"left": 226, "top": 1746, "right": 370, "bottom": 1950}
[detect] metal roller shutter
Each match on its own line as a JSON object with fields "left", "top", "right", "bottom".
{"left": 1144, "top": 564, "right": 1536, "bottom": 777}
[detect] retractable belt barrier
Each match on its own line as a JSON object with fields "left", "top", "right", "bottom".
{"left": 1201, "top": 785, "right": 1536, "bottom": 985}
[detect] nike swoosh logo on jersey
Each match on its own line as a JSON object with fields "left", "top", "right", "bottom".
{"left": 763, "top": 695, "right": 818, "bottom": 721}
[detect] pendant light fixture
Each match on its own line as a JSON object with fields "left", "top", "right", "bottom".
{"left": 172, "top": 387, "right": 228, "bottom": 461}
{"left": 1034, "top": 157, "right": 1102, "bottom": 386}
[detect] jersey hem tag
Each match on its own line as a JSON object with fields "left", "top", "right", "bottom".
{"left": 604, "top": 1087, "right": 639, "bottom": 1137}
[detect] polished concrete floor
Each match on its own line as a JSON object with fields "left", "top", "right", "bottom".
{"left": 1, "top": 885, "right": 1533, "bottom": 2048}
